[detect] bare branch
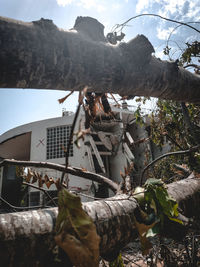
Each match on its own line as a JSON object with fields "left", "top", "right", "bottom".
{"left": 140, "top": 145, "right": 200, "bottom": 185}
{"left": 0, "top": 159, "right": 118, "bottom": 192}
{"left": 113, "top": 14, "right": 200, "bottom": 34}
{"left": 184, "top": 64, "right": 200, "bottom": 69}
{"left": 0, "top": 196, "right": 49, "bottom": 211}
{"left": 60, "top": 99, "right": 82, "bottom": 186}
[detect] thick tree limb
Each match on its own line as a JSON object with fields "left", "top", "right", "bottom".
{"left": 0, "top": 16, "right": 200, "bottom": 102}
{"left": 0, "top": 159, "right": 118, "bottom": 192}
{"left": 0, "top": 176, "right": 199, "bottom": 265}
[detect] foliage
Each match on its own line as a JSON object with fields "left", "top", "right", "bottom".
{"left": 22, "top": 168, "right": 63, "bottom": 189}
{"left": 180, "top": 41, "right": 200, "bottom": 65}
{"left": 109, "top": 253, "right": 124, "bottom": 267}
{"left": 140, "top": 36, "right": 200, "bottom": 179}
{"left": 134, "top": 105, "right": 144, "bottom": 126}
{"left": 133, "top": 178, "right": 183, "bottom": 255}
{"left": 55, "top": 189, "right": 100, "bottom": 267}
{"left": 149, "top": 99, "right": 200, "bottom": 177}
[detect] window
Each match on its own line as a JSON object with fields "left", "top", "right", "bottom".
{"left": 3, "top": 165, "right": 16, "bottom": 180}
{"left": 46, "top": 125, "right": 73, "bottom": 159}
{"left": 29, "top": 191, "right": 40, "bottom": 206}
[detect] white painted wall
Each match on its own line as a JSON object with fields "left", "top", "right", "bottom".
{"left": 0, "top": 107, "right": 137, "bottom": 200}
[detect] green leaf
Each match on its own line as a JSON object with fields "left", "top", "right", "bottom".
{"left": 55, "top": 189, "right": 100, "bottom": 267}
{"left": 169, "top": 216, "right": 184, "bottom": 225}
{"left": 109, "top": 253, "right": 124, "bottom": 267}
{"left": 154, "top": 186, "right": 178, "bottom": 218}
{"left": 144, "top": 178, "right": 164, "bottom": 187}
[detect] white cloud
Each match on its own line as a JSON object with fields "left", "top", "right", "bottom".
{"left": 136, "top": 0, "right": 200, "bottom": 45}
{"left": 56, "top": 0, "right": 106, "bottom": 12}
{"left": 136, "top": 0, "right": 151, "bottom": 14}
{"left": 77, "top": 0, "right": 105, "bottom": 12}
{"left": 136, "top": 0, "right": 200, "bottom": 20}
{"left": 56, "top": 0, "right": 74, "bottom": 7}
{"left": 112, "top": 3, "right": 122, "bottom": 9}
{"left": 157, "top": 27, "right": 174, "bottom": 40}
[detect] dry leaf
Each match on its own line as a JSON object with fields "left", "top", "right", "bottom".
{"left": 38, "top": 174, "right": 43, "bottom": 188}
{"left": 58, "top": 91, "right": 74, "bottom": 104}
{"left": 79, "top": 86, "right": 88, "bottom": 104}
{"left": 55, "top": 178, "right": 61, "bottom": 190}
{"left": 134, "top": 216, "right": 156, "bottom": 255}
{"left": 55, "top": 189, "right": 100, "bottom": 267}
{"left": 31, "top": 171, "right": 38, "bottom": 183}
{"left": 24, "top": 168, "right": 33, "bottom": 183}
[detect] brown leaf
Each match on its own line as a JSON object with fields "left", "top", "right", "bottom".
{"left": 79, "top": 86, "right": 88, "bottom": 104}
{"left": 38, "top": 174, "right": 43, "bottom": 188}
{"left": 24, "top": 168, "right": 33, "bottom": 183}
{"left": 55, "top": 178, "right": 61, "bottom": 190}
{"left": 58, "top": 91, "right": 74, "bottom": 104}
{"left": 55, "top": 189, "right": 100, "bottom": 267}
{"left": 45, "top": 177, "right": 55, "bottom": 189}
{"left": 134, "top": 216, "right": 156, "bottom": 255}
{"left": 31, "top": 171, "right": 38, "bottom": 184}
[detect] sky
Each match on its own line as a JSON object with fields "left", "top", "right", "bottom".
{"left": 0, "top": 0, "right": 200, "bottom": 135}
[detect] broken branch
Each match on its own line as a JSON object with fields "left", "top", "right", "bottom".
{"left": 0, "top": 159, "right": 118, "bottom": 192}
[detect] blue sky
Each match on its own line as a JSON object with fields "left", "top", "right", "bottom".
{"left": 0, "top": 0, "right": 200, "bottom": 135}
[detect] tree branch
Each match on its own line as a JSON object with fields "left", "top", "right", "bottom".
{"left": 60, "top": 99, "right": 82, "bottom": 186}
{"left": 113, "top": 14, "right": 200, "bottom": 34}
{"left": 0, "top": 159, "right": 118, "bottom": 192}
{"left": 184, "top": 64, "right": 200, "bottom": 69}
{"left": 0, "top": 16, "right": 200, "bottom": 102}
{"left": 0, "top": 176, "right": 200, "bottom": 265}
{"left": 140, "top": 145, "right": 200, "bottom": 185}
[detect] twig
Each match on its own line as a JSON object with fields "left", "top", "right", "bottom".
{"left": 181, "top": 102, "right": 200, "bottom": 145}
{"left": 60, "top": 102, "right": 82, "bottom": 186}
{"left": 140, "top": 145, "right": 200, "bottom": 185}
{"left": 0, "top": 196, "right": 50, "bottom": 211}
{"left": 184, "top": 64, "right": 200, "bottom": 69}
{"left": 181, "top": 102, "right": 194, "bottom": 131}
{"left": 72, "top": 191, "right": 102, "bottom": 200}
{"left": 163, "top": 132, "right": 184, "bottom": 150}
{"left": 172, "top": 164, "right": 191, "bottom": 176}
{"left": 22, "top": 182, "right": 57, "bottom": 206}
{"left": 112, "top": 14, "right": 200, "bottom": 34}
{"left": 0, "top": 159, "right": 118, "bottom": 192}
{"left": 61, "top": 87, "right": 87, "bottom": 186}
{"left": 184, "top": 239, "right": 192, "bottom": 266}
{"left": 166, "top": 22, "right": 200, "bottom": 56}
{"left": 122, "top": 254, "right": 143, "bottom": 267}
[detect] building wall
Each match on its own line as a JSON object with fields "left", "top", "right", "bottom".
{"left": 0, "top": 108, "right": 138, "bottom": 202}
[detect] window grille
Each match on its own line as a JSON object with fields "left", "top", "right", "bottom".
{"left": 46, "top": 125, "right": 73, "bottom": 159}
{"left": 29, "top": 191, "right": 40, "bottom": 206}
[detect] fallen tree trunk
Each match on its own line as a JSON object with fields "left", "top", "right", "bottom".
{"left": 0, "top": 16, "right": 200, "bottom": 102}
{"left": 0, "top": 176, "right": 199, "bottom": 266}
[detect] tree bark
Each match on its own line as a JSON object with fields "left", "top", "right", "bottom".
{"left": 0, "top": 176, "right": 199, "bottom": 266}
{"left": 0, "top": 16, "right": 200, "bottom": 103}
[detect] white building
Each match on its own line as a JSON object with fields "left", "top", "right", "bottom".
{"left": 0, "top": 107, "right": 136, "bottom": 206}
